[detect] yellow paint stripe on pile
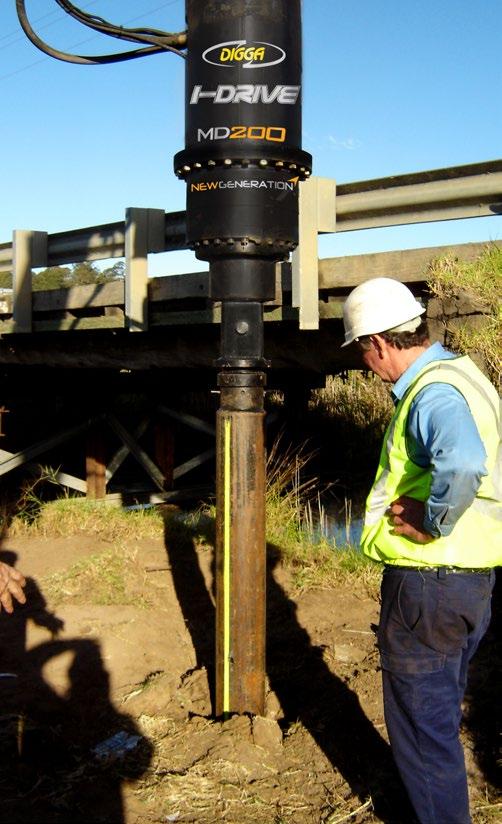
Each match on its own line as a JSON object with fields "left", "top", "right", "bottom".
{"left": 223, "top": 416, "right": 231, "bottom": 713}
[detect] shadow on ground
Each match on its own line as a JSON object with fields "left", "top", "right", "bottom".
{"left": 162, "top": 513, "right": 415, "bottom": 824}
{"left": 465, "top": 569, "right": 502, "bottom": 791}
{"left": 0, "top": 551, "right": 152, "bottom": 824}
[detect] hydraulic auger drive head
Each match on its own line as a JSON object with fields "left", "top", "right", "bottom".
{"left": 175, "top": 0, "right": 312, "bottom": 369}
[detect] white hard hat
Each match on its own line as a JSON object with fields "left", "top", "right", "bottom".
{"left": 341, "top": 278, "right": 426, "bottom": 347}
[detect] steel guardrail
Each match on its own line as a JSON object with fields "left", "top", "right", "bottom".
{"left": 1, "top": 160, "right": 500, "bottom": 273}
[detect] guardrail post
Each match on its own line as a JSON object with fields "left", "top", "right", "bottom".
{"left": 292, "top": 177, "right": 336, "bottom": 330}
{"left": 125, "top": 207, "right": 165, "bottom": 332}
{"left": 12, "top": 230, "right": 47, "bottom": 333}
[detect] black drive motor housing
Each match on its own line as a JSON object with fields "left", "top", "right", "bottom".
{"left": 174, "top": 0, "right": 312, "bottom": 301}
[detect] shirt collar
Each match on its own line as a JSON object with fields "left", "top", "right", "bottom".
{"left": 392, "top": 341, "right": 451, "bottom": 403}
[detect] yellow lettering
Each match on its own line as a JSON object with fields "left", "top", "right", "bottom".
{"left": 217, "top": 44, "right": 268, "bottom": 64}
{"left": 191, "top": 181, "right": 219, "bottom": 192}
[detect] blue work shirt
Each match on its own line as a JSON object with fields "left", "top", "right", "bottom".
{"left": 392, "top": 342, "right": 488, "bottom": 537}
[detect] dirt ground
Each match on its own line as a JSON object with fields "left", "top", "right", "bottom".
{"left": 0, "top": 526, "right": 500, "bottom": 824}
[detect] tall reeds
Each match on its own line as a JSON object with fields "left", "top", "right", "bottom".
{"left": 265, "top": 436, "right": 381, "bottom": 595}
{"left": 427, "top": 244, "right": 502, "bottom": 390}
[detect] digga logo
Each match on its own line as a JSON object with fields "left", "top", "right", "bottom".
{"left": 202, "top": 40, "right": 286, "bottom": 69}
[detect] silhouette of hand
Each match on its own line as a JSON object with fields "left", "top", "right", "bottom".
{"left": 0, "top": 562, "right": 27, "bottom": 613}
{"left": 388, "top": 496, "right": 435, "bottom": 544}
{"left": 45, "top": 613, "right": 65, "bottom": 638}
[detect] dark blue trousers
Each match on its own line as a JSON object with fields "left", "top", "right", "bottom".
{"left": 378, "top": 566, "right": 495, "bottom": 824}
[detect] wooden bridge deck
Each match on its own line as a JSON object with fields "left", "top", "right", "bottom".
{"left": 0, "top": 240, "right": 497, "bottom": 377}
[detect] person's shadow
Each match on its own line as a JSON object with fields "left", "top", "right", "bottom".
{"left": 0, "top": 550, "right": 64, "bottom": 662}
{"left": 162, "top": 511, "right": 414, "bottom": 824}
{"left": 163, "top": 512, "right": 216, "bottom": 708}
{"left": 0, "top": 552, "right": 153, "bottom": 823}
{"left": 464, "top": 568, "right": 502, "bottom": 791}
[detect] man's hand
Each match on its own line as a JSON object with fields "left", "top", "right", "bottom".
{"left": 0, "top": 562, "right": 27, "bottom": 613}
{"left": 387, "top": 496, "right": 435, "bottom": 544}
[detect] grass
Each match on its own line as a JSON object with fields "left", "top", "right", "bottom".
{"left": 195, "top": 432, "right": 381, "bottom": 595}
{"left": 41, "top": 546, "right": 132, "bottom": 606}
{"left": 6, "top": 496, "right": 165, "bottom": 540}
{"left": 428, "top": 244, "right": 501, "bottom": 311}
{"left": 3, "top": 491, "right": 167, "bottom": 607}
{"left": 5, "top": 463, "right": 380, "bottom": 602}
{"left": 265, "top": 438, "right": 381, "bottom": 596}
{"left": 449, "top": 318, "right": 501, "bottom": 390}
{"left": 309, "top": 371, "right": 393, "bottom": 433}
{"left": 427, "top": 244, "right": 502, "bottom": 389}
{"left": 0, "top": 358, "right": 395, "bottom": 606}
{"left": 262, "top": 376, "right": 392, "bottom": 596}
{"left": 305, "top": 371, "right": 393, "bottom": 501}
{"left": 1, "top": 375, "right": 392, "bottom": 602}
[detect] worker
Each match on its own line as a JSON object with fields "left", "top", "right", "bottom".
{"left": 342, "top": 277, "right": 501, "bottom": 824}
{"left": 0, "top": 561, "right": 26, "bottom": 613}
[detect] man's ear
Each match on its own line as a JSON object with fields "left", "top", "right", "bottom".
{"left": 369, "top": 334, "right": 386, "bottom": 358}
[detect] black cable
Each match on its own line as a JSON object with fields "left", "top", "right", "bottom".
{"left": 54, "top": 0, "right": 185, "bottom": 49}
{"left": 55, "top": 0, "right": 182, "bottom": 43}
{"left": 16, "top": 0, "right": 186, "bottom": 65}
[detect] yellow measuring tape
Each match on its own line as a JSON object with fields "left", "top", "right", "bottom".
{"left": 223, "top": 416, "right": 232, "bottom": 714}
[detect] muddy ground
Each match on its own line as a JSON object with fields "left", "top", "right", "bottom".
{"left": 0, "top": 525, "right": 499, "bottom": 824}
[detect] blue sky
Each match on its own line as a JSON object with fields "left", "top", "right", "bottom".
{"left": 1, "top": 0, "right": 501, "bottom": 275}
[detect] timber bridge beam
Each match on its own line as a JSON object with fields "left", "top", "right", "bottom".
{"left": 0, "top": 238, "right": 497, "bottom": 377}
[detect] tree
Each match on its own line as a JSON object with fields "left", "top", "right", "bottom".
{"left": 0, "top": 260, "right": 125, "bottom": 293}
{"left": 70, "top": 261, "right": 105, "bottom": 286}
{"left": 0, "top": 272, "right": 12, "bottom": 290}
{"left": 100, "top": 261, "right": 125, "bottom": 281}
{"left": 30, "top": 260, "right": 125, "bottom": 291}
{"left": 32, "top": 266, "right": 71, "bottom": 291}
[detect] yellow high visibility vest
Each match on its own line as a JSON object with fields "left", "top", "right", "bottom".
{"left": 361, "top": 356, "right": 502, "bottom": 568}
